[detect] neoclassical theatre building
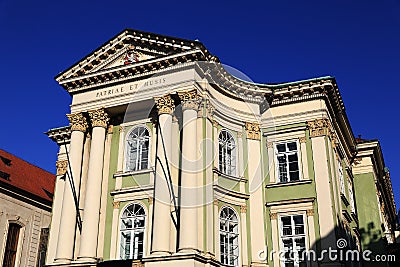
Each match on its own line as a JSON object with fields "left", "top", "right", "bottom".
{"left": 45, "top": 29, "right": 397, "bottom": 267}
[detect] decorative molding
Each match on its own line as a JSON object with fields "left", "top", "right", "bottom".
{"left": 56, "top": 160, "right": 68, "bottom": 176}
{"left": 237, "top": 131, "right": 243, "bottom": 138}
{"left": 119, "top": 125, "right": 125, "bottom": 133}
{"left": 267, "top": 142, "right": 273, "bottom": 148}
{"left": 307, "top": 118, "right": 338, "bottom": 148}
{"left": 240, "top": 205, "right": 247, "bottom": 213}
{"left": 148, "top": 197, "right": 153, "bottom": 205}
{"left": 154, "top": 94, "right": 175, "bottom": 115}
{"left": 67, "top": 112, "right": 88, "bottom": 132}
{"left": 245, "top": 122, "right": 261, "bottom": 140}
{"left": 88, "top": 108, "right": 110, "bottom": 128}
{"left": 299, "top": 136, "right": 307, "bottom": 143}
{"left": 212, "top": 120, "right": 219, "bottom": 128}
{"left": 113, "top": 201, "right": 120, "bottom": 209}
{"left": 178, "top": 89, "right": 202, "bottom": 111}
{"left": 270, "top": 212, "right": 278, "bottom": 220}
{"left": 306, "top": 209, "right": 314, "bottom": 216}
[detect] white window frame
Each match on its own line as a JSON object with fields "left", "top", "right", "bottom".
{"left": 125, "top": 125, "right": 151, "bottom": 172}
{"left": 279, "top": 213, "right": 308, "bottom": 267}
{"left": 218, "top": 129, "right": 237, "bottom": 176}
{"left": 219, "top": 206, "right": 240, "bottom": 267}
{"left": 337, "top": 158, "right": 345, "bottom": 195}
{"left": 274, "top": 140, "right": 301, "bottom": 183}
{"left": 119, "top": 202, "right": 146, "bottom": 260}
{"left": 348, "top": 179, "right": 356, "bottom": 213}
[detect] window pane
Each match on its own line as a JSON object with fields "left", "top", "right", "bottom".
{"left": 219, "top": 130, "right": 236, "bottom": 176}
{"left": 219, "top": 207, "right": 239, "bottom": 266}
{"left": 120, "top": 203, "right": 146, "bottom": 260}
{"left": 277, "top": 144, "right": 286, "bottom": 152}
{"left": 289, "top": 171, "right": 300, "bottom": 181}
{"left": 278, "top": 155, "right": 288, "bottom": 182}
{"left": 287, "top": 142, "right": 297, "bottom": 151}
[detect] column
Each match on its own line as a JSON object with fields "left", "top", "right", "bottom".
{"left": 246, "top": 122, "right": 268, "bottom": 266}
{"left": 110, "top": 201, "right": 120, "bottom": 259}
{"left": 178, "top": 89, "right": 201, "bottom": 253}
{"left": 240, "top": 205, "right": 249, "bottom": 266}
{"left": 204, "top": 101, "right": 215, "bottom": 255}
{"left": 46, "top": 159, "right": 67, "bottom": 263}
{"left": 55, "top": 113, "right": 87, "bottom": 263}
{"left": 307, "top": 119, "right": 337, "bottom": 261}
{"left": 78, "top": 108, "right": 109, "bottom": 261}
{"left": 151, "top": 94, "right": 174, "bottom": 255}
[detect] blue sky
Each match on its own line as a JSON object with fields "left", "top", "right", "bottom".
{"left": 0, "top": 1, "right": 399, "bottom": 207}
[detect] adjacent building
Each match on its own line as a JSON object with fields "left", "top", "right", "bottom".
{"left": 0, "top": 149, "right": 55, "bottom": 267}
{"left": 45, "top": 29, "right": 397, "bottom": 267}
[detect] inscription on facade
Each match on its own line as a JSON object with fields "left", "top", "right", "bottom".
{"left": 95, "top": 78, "right": 167, "bottom": 98}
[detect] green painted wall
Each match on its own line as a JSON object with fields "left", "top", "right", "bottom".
{"left": 121, "top": 173, "right": 151, "bottom": 188}
{"left": 353, "top": 172, "right": 386, "bottom": 253}
{"left": 103, "top": 125, "right": 120, "bottom": 260}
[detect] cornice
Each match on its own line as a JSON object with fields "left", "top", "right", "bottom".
{"left": 60, "top": 50, "right": 205, "bottom": 93}
{"left": 46, "top": 126, "right": 71, "bottom": 145}
{"left": 55, "top": 29, "right": 209, "bottom": 81}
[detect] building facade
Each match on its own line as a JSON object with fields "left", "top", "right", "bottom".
{"left": 0, "top": 149, "right": 55, "bottom": 267}
{"left": 45, "top": 29, "right": 397, "bottom": 267}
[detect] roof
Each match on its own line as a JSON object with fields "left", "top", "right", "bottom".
{"left": 0, "top": 149, "right": 56, "bottom": 206}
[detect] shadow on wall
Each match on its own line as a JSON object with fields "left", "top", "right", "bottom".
{"left": 301, "top": 222, "right": 399, "bottom": 267}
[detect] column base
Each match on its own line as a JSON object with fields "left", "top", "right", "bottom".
{"left": 53, "top": 258, "right": 72, "bottom": 264}
{"left": 76, "top": 256, "right": 98, "bottom": 263}
{"left": 149, "top": 250, "right": 171, "bottom": 256}
{"left": 143, "top": 252, "right": 220, "bottom": 267}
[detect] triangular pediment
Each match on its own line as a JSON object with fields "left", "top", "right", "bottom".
{"left": 56, "top": 29, "right": 209, "bottom": 84}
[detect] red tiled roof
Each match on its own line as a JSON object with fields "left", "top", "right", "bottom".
{"left": 0, "top": 149, "right": 56, "bottom": 204}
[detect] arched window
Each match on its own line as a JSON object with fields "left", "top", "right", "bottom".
{"left": 126, "top": 126, "right": 150, "bottom": 172}
{"left": 218, "top": 130, "right": 236, "bottom": 176}
{"left": 120, "top": 203, "right": 146, "bottom": 260}
{"left": 220, "top": 206, "right": 239, "bottom": 266}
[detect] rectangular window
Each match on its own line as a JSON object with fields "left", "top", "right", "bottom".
{"left": 3, "top": 223, "right": 21, "bottom": 267}
{"left": 338, "top": 159, "right": 345, "bottom": 195}
{"left": 348, "top": 179, "right": 356, "bottom": 213}
{"left": 275, "top": 141, "right": 300, "bottom": 183}
{"left": 280, "top": 215, "right": 307, "bottom": 267}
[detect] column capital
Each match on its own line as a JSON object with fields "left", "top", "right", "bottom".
{"left": 56, "top": 160, "right": 68, "bottom": 176}
{"left": 307, "top": 118, "right": 338, "bottom": 148}
{"left": 67, "top": 112, "right": 88, "bottom": 132}
{"left": 270, "top": 212, "right": 278, "bottom": 220}
{"left": 88, "top": 108, "right": 110, "bottom": 128}
{"left": 307, "top": 118, "right": 329, "bottom": 137}
{"left": 245, "top": 122, "right": 261, "bottom": 140}
{"left": 306, "top": 209, "right": 314, "bottom": 216}
{"left": 240, "top": 205, "right": 247, "bottom": 213}
{"left": 178, "top": 89, "right": 202, "bottom": 111}
{"left": 113, "top": 201, "right": 120, "bottom": 209}
{"left": 154, "top": 94, "right": 175, "bottom": 115}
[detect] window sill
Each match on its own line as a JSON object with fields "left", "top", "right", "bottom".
{"left": 266, "top": 179, "right": 312, "bottom": 188}
{"left": 341, "top": 193, "right": 350, "bottom": 207}
{"left": 213, "top": 168, "right": 246, "bottom": 183}
{"left": 113, "top": 168, "right": 154, "bottom": 178}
